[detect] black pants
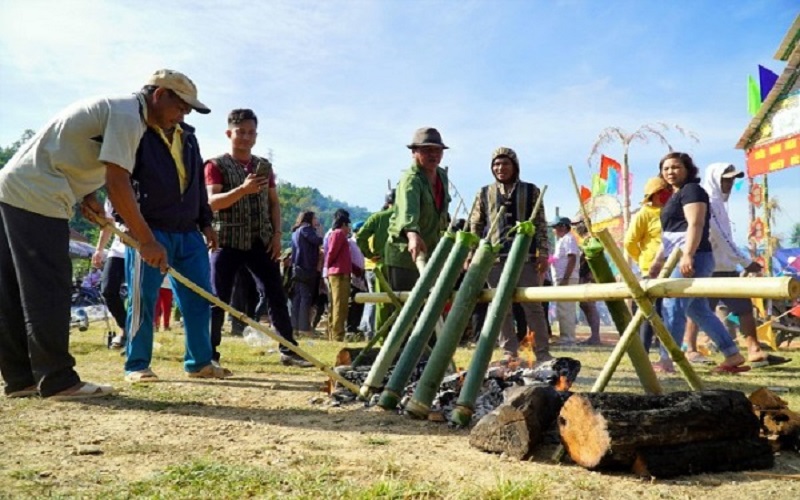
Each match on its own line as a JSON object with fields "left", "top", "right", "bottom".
{"left": 230, "top": 267, "right": 259, "bottom": 335}
{"left": 0, "top": 203, "right": 81, "bottom": 396}
{"left": 101, "top": 256, "right": 127, "bottom": 332}
{"left": 210, "top": 243, "right": 297, "bottom": 358}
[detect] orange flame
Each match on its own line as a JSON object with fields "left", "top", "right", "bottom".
{"left": 519, "top": 329, "right": 536, "bottom": 368}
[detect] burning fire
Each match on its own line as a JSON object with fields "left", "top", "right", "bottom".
{"left": 519, "top": 329, "right": 536, "bottom": 368}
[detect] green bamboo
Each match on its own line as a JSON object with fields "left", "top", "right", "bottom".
{"left": 590, "top": 246, "right": 681, "bottom": 392}
{"left": 358, "top": 232, "right": 456, "bottom": 399}
{"left": 378, "top": 231, "right": 478, "bottom": 410}
{"left": 595, "top": 229, "right": 703, "bottom": 390}
{"left": 581, "top": 236, "right": 662, "bottom": 394}
{"left": 450, "top": 221, "right": 535, "bottom": 426}
{"left": 406, "top": 239, "right": 500, "bottom": 419}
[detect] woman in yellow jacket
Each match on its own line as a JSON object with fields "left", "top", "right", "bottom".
{"left": 624, "top": 177, "right": 672, "bottom": 371}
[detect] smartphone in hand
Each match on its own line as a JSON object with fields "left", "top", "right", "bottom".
{"left": 254, "top": 160, "right": 271, "bottom": 178}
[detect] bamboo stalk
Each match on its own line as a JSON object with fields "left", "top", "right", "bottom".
{"left": 406, "top": 239, "right": 499, "bottom": 419}
{"left": 378, "top": 231, "right": 478, "bottom": 410}
{"left": 590, "top": 246, "right": 681, "bottom": 393}
{"left": 595, "top": 229, "right": 703, "bottom": 390}
{"left": 358, "top": 231, "right": 456, "bottom": 399}
{"left": 356, "top": 276, "right": 800, "bottom": 303}
{"left": 581, "top": 236, "right": 661, "bottom": 394}
{"left": 568, "top": 165, "right": 593, "bottom": 235}
{"left": 450, "top": 186, "right": 547, "bottom": 425}
{"left": 87, "top": 212, "right": 361, "bottom": 394}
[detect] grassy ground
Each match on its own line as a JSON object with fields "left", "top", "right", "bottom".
{"left": 1, "top": 322, "right": 799, "bottom": 499}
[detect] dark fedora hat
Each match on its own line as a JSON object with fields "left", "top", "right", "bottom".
{"left": 407, "top": 127, "right": 448, "bottom": 149}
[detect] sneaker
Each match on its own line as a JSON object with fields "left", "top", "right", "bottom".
{"left": 187, "top": 363, "right": 233, "bottom": 379}
{"left": 280, "top": 353, "right": 314, "bottom": 368}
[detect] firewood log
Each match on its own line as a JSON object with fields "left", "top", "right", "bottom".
{"left": 632, "top": 437, "right": 773, "bottom": 478}
{"left": 749, "top": 387, "right": 800, "bottom": 452}
{"left": 469, "top": 384, "right": 566, "bottom": 460}
{"left": 558, "top": 390, "right": 759, "bottom": 469}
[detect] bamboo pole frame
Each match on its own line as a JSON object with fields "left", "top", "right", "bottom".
{"left": 590, "top": 245, "right": 682, "bottom": 393}
{"left": 356, "top": 276, "right": 799, "bottom": 304}
{"left": 595, "top": 229, "right": 703, "bottom": 390}
{"left": 88, "top": 212, "right": 361, "bottom": 394}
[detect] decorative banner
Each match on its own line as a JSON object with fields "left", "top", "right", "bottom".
{"left": 749, "top": 217, "right": 765, "bottom": 243}
{"left": 758, "top": 65, "right": 779, "bottom": 102}
{"left": 580, "top": 185, "right": 592, "bottom": 202}
{"left": 591, "top": 174, "right": 607, "bottom": 196}
{"left": 606, "top": 167, "right": 619, "bottom": 195}
{"left": 747, "top": 75, "right": 761, "bottom": 116}
{"left": 599, "top": 155, "right": 621, "bottom": 180}
{"left": 748, "top": 182, "right": 763, "bottom": 207}
{"left": 746, "top": 132, "right": 800, "bottom": 177}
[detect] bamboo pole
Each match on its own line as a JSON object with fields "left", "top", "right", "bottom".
{"left": 378, "top": 231, "right": 478, "bottom": 410}
{"left": 581, "top": 236, "right": 661, "bottom": 394}
{"left": 595, "top": 229, "right": 703, "bottom": 390}
{"left": 450, "top": 186, "right": 547, "bottom": 426}
{"left": 87, "top": 212, "right": 361, "bottom": 394}
{"left": 591, "top": 246, "right": 682, "bottom": 393}
{"left": 356, "top": 276, "right": 800, "bottom": 303}
{"left": 358, "top": 232, "right": 456, "bottom": 399}
{"left": 405, "top": 239, "right": 500, "bottom": 419}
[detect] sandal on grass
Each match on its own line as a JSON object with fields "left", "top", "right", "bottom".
{"left": 7, "top": 385, "right": 38, "bottom": 398}
{"left": 686, "top": 351, "right": 715, "bottom": 365}
{"left": 749, "top": 354, "right": 791, "bottom": 368}
{"left": 125, "top": 369, "right": 160, "bottom": 383}
{"left": 48, "top": 382, "right": 115, "bottom": 401}
{"left": 652, "top": 360, "right": 676, "bottom": 374}
{"left": 711, "top": 364, "right": 751, "bottom": 374}
{"left": 187, "top": 363, "right": 233, "bottom": 379}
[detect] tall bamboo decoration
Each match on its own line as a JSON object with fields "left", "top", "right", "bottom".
{"left": 358, "top": 232, "right": 456, "bottom": 399}
{"left": 378, "top": 231, "right": 479, "bottom": 410}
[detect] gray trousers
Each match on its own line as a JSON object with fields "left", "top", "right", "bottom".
{"left": 0, "top": 203, "right": 81, "bottom": 396}
{"left": 487, "top": 259, "right": 551, "bottom": 360}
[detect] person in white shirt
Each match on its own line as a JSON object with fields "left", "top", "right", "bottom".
{"left": 549, "top": 217, "right": 579, "bottom": 344}
{"left": 693, "top": 163, "right": 790, "bottom": 367}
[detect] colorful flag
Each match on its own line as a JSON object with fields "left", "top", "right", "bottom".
{"left": 580, "top": 185, "right": 592, "bottom": 202}
{"left": 758, "top": 65, "right": 779, "bottom": 102}
{"left": 747, "top": 75, "right": 761, "bottom": 116}
{"left": 790, "top": 304, "right": 800, "bottom": 318}
{"left": 606, "top": 167, "right": 619, "bottom": 195}
{"left": 591, "top": 174, "right": 607, "bottom": 196}
{"left": 600, "top": 155, "right": 621, "bottom": 180}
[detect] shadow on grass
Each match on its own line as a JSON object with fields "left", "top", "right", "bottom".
{"left": 75, "top": 395, "right": 466, "bottom": 436}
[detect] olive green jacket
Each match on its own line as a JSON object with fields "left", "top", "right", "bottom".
{"left": 384, "top": 164, "right": 450, "bottom": 270}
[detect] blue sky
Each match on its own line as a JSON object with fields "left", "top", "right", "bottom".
{"left": 1, "top": 0, "right": 798, "bottom": 245}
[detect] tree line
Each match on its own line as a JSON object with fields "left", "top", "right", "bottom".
{"left": 1, "top": 131, "right": 371, "bottom": 251}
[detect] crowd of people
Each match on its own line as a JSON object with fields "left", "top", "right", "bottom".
{"left": 0, "top": 68, "right": 790, "bottom": 401}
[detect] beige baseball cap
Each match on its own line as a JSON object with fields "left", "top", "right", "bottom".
{"left": 146, "top": 69, "right": 210, "bottom": 114}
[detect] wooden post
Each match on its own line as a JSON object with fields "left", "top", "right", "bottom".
{"left": 595, "top": 229, "right": 703, "bottom": 390}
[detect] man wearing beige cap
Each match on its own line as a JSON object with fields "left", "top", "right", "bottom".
{"left": 0, "top": 69, "right": 215, "bottom": 400}
{"left": 385, "top": 127, "right": 451, "bottom": 292}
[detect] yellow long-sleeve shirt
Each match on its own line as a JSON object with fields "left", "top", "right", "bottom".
{"left": 624, "top": 205, "right": 662, "bottom": 274}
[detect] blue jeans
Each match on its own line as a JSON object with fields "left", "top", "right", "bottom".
{"left": 662, "top": 252, "right": 739, "bottom": 358}
{"left": 125, "top": 230, "right": 214, "bottom": 373}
